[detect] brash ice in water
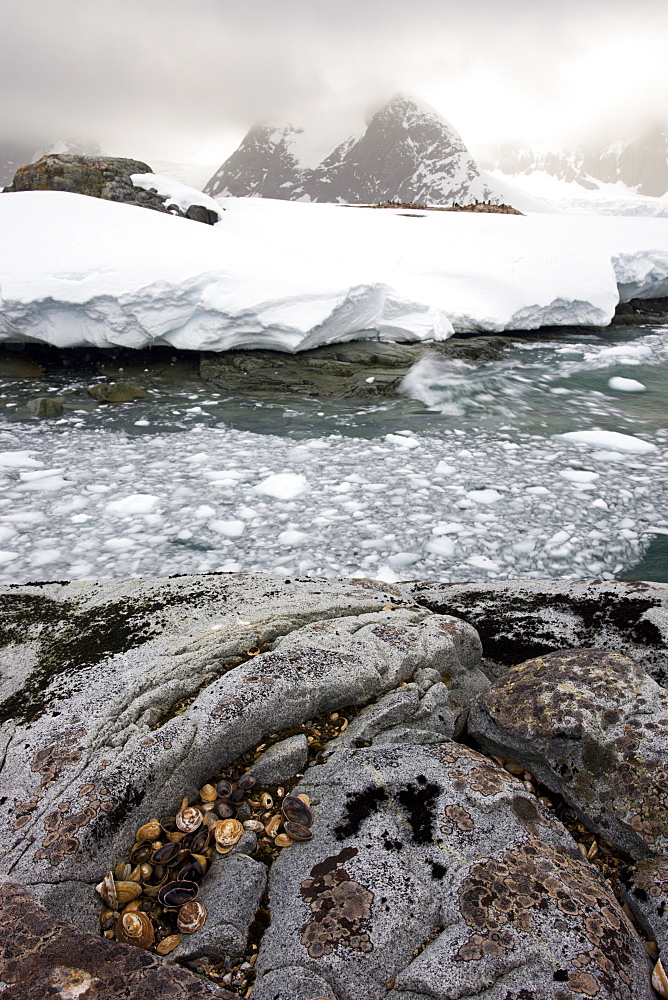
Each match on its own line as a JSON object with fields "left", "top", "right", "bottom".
{"left": 0, "top": 323, "right": 666, "bottom": 586}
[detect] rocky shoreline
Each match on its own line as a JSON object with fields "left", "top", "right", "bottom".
{"left": 2, "top": 295, "right": 667, "bottom": 418}
{"left": 1, "top": 572, "right": 667, "bottom": 999}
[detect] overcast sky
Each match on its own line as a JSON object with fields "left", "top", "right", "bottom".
{"left": 2, "top": 0, "right": 667, "bottom": 166}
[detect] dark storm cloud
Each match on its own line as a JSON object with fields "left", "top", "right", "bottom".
{"left": 1, "top": 0, "right": 667, "bottom": 163}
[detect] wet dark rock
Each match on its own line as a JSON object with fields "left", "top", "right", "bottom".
{"left": 247, "top": 733, "right": 310, "bottom": 784}
{"left": 0, "top": 881, "right": 234, "bottom": 998}
{"left": 469, "top": 648, "right": 668, "bottom": 859}
{"left": 3, "top": 154, "right": 219, "bottom": 224}
{"left": 0, "top": 350, "right": 44, "bottom": 376}
{"left": 88, "top": 381, "right": 148, "bottom": 403}
{"left": 253, "top": 741, "right": 653, "bottom": 1000}
{"left": 200, "top": 337, "right": 510, "bottom": 400}
{"left": 26, "top": 396, "right": 64, "bottom": 417}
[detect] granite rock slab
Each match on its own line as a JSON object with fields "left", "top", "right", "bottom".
{"left": 0, "top": 572, "right": 480, "bottom": 932}
{"left": 0, "top": 881, "right": 234, "bottom": 999}
{"left": 619, "top": 857, "right": 668, "bottom": 955}
{"left": 469, "top": 648, "right": 668, "bottom": 859}
{"left": 253, "top": 742, "right": 653, "bottom": 1000}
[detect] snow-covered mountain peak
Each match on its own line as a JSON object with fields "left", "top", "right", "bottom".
{"left": 205, "top": 92, "right": 497, "bottom": 206}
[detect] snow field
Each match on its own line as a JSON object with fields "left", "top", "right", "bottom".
{"left": 0, "top": 421, "right": 665, "bottom": 585}
{"left": 1, "top": 192, "right": 668, "bottom": 353}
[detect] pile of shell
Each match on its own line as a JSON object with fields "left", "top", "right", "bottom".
{"left": 97, "top": 772, "right": 314, "bottom": 955}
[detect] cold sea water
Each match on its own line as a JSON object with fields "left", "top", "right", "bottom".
{"left": 0, "top": 323, "right": 666, "bottom": 587}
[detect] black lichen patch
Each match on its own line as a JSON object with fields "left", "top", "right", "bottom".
{"left": 334, "top": 786, "right": 389, "bottom": 840}
{"left": 310, "top": 847, "right": 359, "bottom": 878}
{"left": 429, "top": 860, "right": 447, "bottom": 880}
{"left": 396, "top": 780, "right": 440, "bottom": 845}
{"left": 412, "top": 587, "right": 663, "bottom": 666}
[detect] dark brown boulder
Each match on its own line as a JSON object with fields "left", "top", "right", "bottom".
{"left": 3, "top": 154, "right": 219, "bottom": 225}
{"left": 0, "top": 881, "right": 234, "bottom": 999}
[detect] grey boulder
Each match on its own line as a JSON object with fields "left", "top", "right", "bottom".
{"left": 253, "top": 741, "right": 653, "bottom": 1000}
{"left": 469, "top": 648, "right": 668, "bottom": 859}
{"left": 171, "top": 854, "right": 267, "bottom": 962}
{"left": 0, "top": 881, "right": 234, "bottom": 999}
{"left": 247, "top": 734, "right": 310, "bottom": 785}
{"left": 26, "top": 396, "right": 64, "bottom": 417}
{"left": 0, "top": 572, "right": 479, "bottom": 932}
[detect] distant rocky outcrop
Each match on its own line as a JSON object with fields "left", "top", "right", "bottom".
{"left": 205, "top": 93, "right": 497, "bottom": 206}
{"left": 3, "top": 154, "right": 220, "bottom": 224}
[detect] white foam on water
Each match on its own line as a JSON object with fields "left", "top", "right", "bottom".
{"left": 0, "top": 419, "right": 665, "bottom": 586}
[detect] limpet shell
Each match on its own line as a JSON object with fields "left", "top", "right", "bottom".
{"left": 202, "top": 812, "right": 219, "bottom": 829}
{"left": 115, "top": 910, "right": 154, "bottom": 949}
{"left": 238, "top": 774, "right": 257, "bottom": 791}
{"left": 213, "top": 818, "right": 244, "bottom": 848}
{"left": 176, "top": 806, "right": 203, "bottom": 834}
{"left": 177, "top": 900, "right": 207, "bottom": 934}
{"left": 156, "top": 934, "right": 181, "bottom": 955}
{"left": 130, "top": 842, "right": 153, "bottom": 864}
{"left": 215, "top": 799, "right": 235, "bottom": 819}
{"left": 230, "top": 787, "right": 245, "bottom": 803}
{"left": 296, "top": 793, "right": 310, "bottom": 806}
{"left": 264, "top": 814, "right": 283, "bottom": 838}
{"left": 158, "top": 879, "right": 199, "bottom": 908}
{"left": 178, "top": 859, "right": 205, "bottom": 882}
{"left": 216, "top": 780, "right": 232, "bottom": 797}
{"left": 115, "top": 881, "right": 144, "bottom": 906}
{"left": 282, "top": 795, "right": 313, "bottom": 828}
{"left": 243, "top": 819, "right": 265, "bottom": 833}
{"left": 96, "top": 872, "right": 118, "bottom": 910}
{"left": 127, "top": 864, "right": 144, "bottom": 883}
{"left": 283, "top": 821, "right": 313, "bottom": 841}
{"left": 114, "top": 861, "right": 131, "bottom": 881}
{"left": 121, "top": 899, "right": 142, "bottom": 915}
{"left": 151, "top": 841, "right": 183, "bottom": 866}
{"left": 187, "top": 827, "right": 211, "bottom": 853}
{"left": 260, "top": 792, "right": 273, "bottom": 810}
{"left": 653, "top": 959, "right": 668, "bottom": 997}
{"left": 199, "top": 783, "right": 217, "bottom": 802}
{"left": 135, "top": 820, "right": 161, "bottom": 842}
{"left": 275, "top": 833, "right": 293, "bottom": 848}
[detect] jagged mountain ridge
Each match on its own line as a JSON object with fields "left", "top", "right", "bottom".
{"left": 205, "top": 94, "right": 495, "bottom": 206}
{"left": 486, "top": 127, "right": 668, "bottom": 197}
